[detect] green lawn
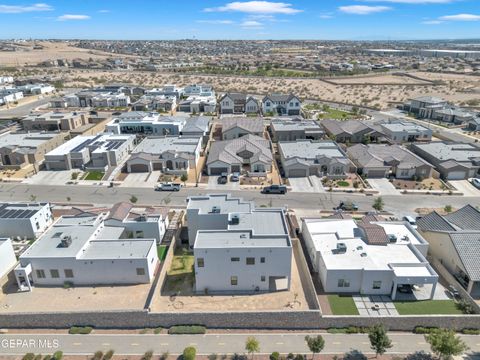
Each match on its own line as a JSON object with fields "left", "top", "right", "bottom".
{"left": 328, "top": 295, "right": 359, "bottom": 315}
{"left": 157, "top": 245, "right": 168, "bottom": 261}
{"left": 163, "top": 247, "right": 195, "bottom": 293}
{"left": 83, "top": 171, "right": 104, "bottom": 181}
{"left": 318, "top": 108, "right": 355, "bottom": 120}
{"left": 394, "top": 300, "right": 462, "bottom": 315}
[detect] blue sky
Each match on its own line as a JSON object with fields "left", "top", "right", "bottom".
{"left": 0, "top": 0, "right": 479, "bottom": 40}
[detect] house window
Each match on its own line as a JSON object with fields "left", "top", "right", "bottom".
{"left": 135, "top": 230, "right": 144, "bottom": 238}
{"left": 231, "top": 276, "right": 238, "bottom": 286}
{"left": 64, "top": 269, "right": 74, "bottom": 278}
{"left": 50, "top": 269, "right": 60, "bottom": 278}
{"left": 36, "top": 269, "right": 46, "bottom": 279}
{"left": 338, "top": 279, "right": 350, "bottom": 288}
{"left": 136, "top": 268, "right": 146, "bottom": 276}
{"left": 36, "top": 222, "right": 40, "bottom": 230}
{"left": 266, "top": 102, "right": 271, "bottom": 107}
{"left": 373, "top": 281, "right": 382, "bottom": 290}
{"left": 197, "top": 258, "right": 204, "bottom": 267}
{"left": 246, "top": 257, "right": 255, "bottom": 265}
{"left": 260, "top": 257, "right": 265, "bottom": 263}
{"left": 261, "top": 276, "right": 266, "bottom": 282}
{"left": 231, "top": 257, "right": 240, "bottom": 262}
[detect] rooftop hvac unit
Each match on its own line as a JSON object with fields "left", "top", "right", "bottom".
{"left": 211, "top": 206, "right": 221, "bottom": 214}
{"left": 138, "top": 213, "right": 147, "bottom": 222}
{"left": 336, "top": 242, "right": 347, "bottom": 253}
{"left": 388, "top": 234, "right": 397, "bottom": 243}
{"left": 230, "top": 214, "right": 240, "bottom": 225}
{"left": 60, "top": 235, "right": 72, "bottom": 248}
{"left": 360, "top": 252, "right": 368, "bottom": 257}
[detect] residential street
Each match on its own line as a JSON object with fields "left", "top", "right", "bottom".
{"left": 0, "top": 333, "right": 480, "bottom": 356}
{"left": 0, "top": 183, "right": 477, "bottom": 217}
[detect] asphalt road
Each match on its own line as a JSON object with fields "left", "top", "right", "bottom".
{"left": 0, "top": 333, "right": 479, "bottom": 355}
{"left": 0, "top": 183, "right": 477, "bottom": 217}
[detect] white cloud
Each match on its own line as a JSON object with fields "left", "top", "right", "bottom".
{"left": 422, "top": 20, "right": 443, "bottom": 24}
{"left": 360, "top": 0, "right": 453, "bottom": 3}
{"left": 319, "top": 14, "right": 333, "bottom": 19}
{"left": 339, "top": 5, "right": 391, "bottom": 14}
{"left": 196, "top": 19, "right": 235, "bottom": 24}
{"left": 439, "top": 13, "right": 480, "bottom": 21}
{"left": 240, "top": 20, "right": 264, "bottom": 28}
{"left": 57, "top": 14, "right": 90, "bottom": 21}
{"left": 204, "top": 1, "right": 302, "bottom": 14}
{"left": 0, "top": 3, "right": 52, "bottom": 13}
{"left": 98, "top": 9, "right": 110, "bottom": 13}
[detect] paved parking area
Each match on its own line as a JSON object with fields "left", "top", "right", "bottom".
{"left": 354, "top": 295, "right": 399, "bottom": 316}
{"left": 207, "top": 175, "right": 240, "bottom": 190}
{"left": 119, "top": 171, "right": 161, "bottom": 188}
{"left": 368, "top": 178, "right": 400, "bottom": 195}
{"left": 289, "top": 176, "right": 324, "bottom": 193}
{"left": 450, "top": 180, "right": 480, "bottom": 197}
{"left": 23, "top": 170, "right": 78, "bottom": 186}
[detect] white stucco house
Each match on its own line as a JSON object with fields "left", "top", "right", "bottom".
{"left": 0, "top": 202, "right": 53, "bottom": 239}
{"left": 0, "top": 238, "right": 17, "bottom": 280}
{"left": 262, "top": 94, "right": 301, "bottom": 116}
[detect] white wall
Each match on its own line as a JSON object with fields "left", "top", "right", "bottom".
{"left": 186, "top": 209, "right": 229, "bottom": 247}
{"left": 0, "top": 239, "right": 17, "bottom": 279}
{"left": 0, "top": 204, "right": 53, "bottom": 239}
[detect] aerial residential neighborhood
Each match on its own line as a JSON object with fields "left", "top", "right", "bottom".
{"left": 1, "top": 1, "right": 480, "bottom": 358}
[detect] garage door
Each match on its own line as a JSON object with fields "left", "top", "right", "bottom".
{"left": 288, "top": 169, "right": 307, "bottom": 177}
{"left": 152, "top": 162, "right": 163, "bottom": 171}
{"left": 447, "top": 171, "right": 466, "bottom": 180}
{"left": 129, "top": 163, "right": 149, "bottom": 173}
{"left": 367, "top": 169, "right": 387, "bottom": 178}
{"left": 209, "top": 167, "right": 228, "bottom": 175}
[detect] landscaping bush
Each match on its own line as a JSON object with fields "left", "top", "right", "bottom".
{"left": 23, "top": 353, "right": 35, "bottom": 360}
{"left": 456, "top": 300, "right": 475, "bottom": 314}
{"left": 93, "top": 351, "right": 103, "bottom": 360}
{"left": 462, "top": 328, "right": 480, "bottom": 335}
{"left": 154, "top": 327, "right": 163, "bottom": 334}
{"left": 168, "top": 325, "right": 206, "bottom": 335}
{"left": 270, "top": 352, "right": 280, "bottom": 360}
{"left": 69, "top": 326, "right": 93, "bottom": 334}
{"left": 142, "top": 351, "right": 153, "bottom": 360}
{"left": 413, "top": 326, "right": 439, "bottom": 334}
{"left": 34, "top": 355, "right": 42, "bottom": 360}
{"left": 53, "top": 351, "right": 63, "bottom": 360}
{"left": 287, "top": 353, "right": 294, "bottom": 360}
{"left": 183, "top": 347, "right": 196, "bottom": 360}
{"left": 103, "top": 350, "right": 115, "bottom": 360}
{"left": 327, "top": 326, "right": 369, "bottom": 334}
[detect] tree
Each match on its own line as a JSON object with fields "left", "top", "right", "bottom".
{"left": 130, "top": 195, "right": 138, "bottom": 204}
{"left": 183, "top": 346, "right": 196, "bottom": 360}
{"left": 180, "top": 174, "right": 188, "bottom": 186}
{"left": 245, "top": 336, "right": 260, "bottom": 359}
{"left": 425, "top": 329, "right": 469, "bottom": 360}
{"left": 372, "top": 197, "right": 384, "bottom": 211}
{"left": 305, "top": 335, "right": 325, "bottom": 360}
{"left": 368, "top": 324, "right": 392, "bottom": 358}
{"left": 444, "top": 205, "right": 453, "bottom": 213}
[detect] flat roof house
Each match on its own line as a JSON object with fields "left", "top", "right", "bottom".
{"left": 262, "top": 94, "right": 301, "bottom": 116}
{"left": 278, "top": 140, "right": 354, "bottom": 178}
{"left": 270, "top": 118, "right": 324, "bottom": 142}
{"left": 0, "top": 202, "right": 53, "bottom": 239}
{"left": 406, "top": 96, "right": 449, "bottom": 118}
{"left": 206, "top": 135, "right": 273, "bottom": 175}
{"left": 44, "top": 133, "right": 135, "bottom": 170}
{"left": 321, "top": 119, "right": 383, "bottom": 144}
{"left": 347, "top": 144, "right": 433, "bottom": 179}
{"left": 126, "top": 136, "right": 202, "bottom": 174}
{"left": 22, "top": 111, "right": 89, "bottom": 132}
{"left": 105, "top": 112, "right": 186, "bottom": 136}
{"left": 302, "top": 217, "right": 437, "bottom": 300}
{"left": 221, "top": 118, "right": 264, "bottom": 140}
{"left": 187, "top": 194, "right": 292, "bottom": 293}
{"left": 418, "top": 205, "right": 480, "bottom": 297}
{"left": 14, "top": 209, "right": 160, "bottom": 291}
{"left": 0, "top": 131, "right": 66, "bottom": 170}
{"left": 378, "top": 120, "right": 432, "bottom": 144}
{"left": 411, "top": 141, "right": 480, "bottom": 180}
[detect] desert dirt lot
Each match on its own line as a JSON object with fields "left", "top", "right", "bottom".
{"left": 11, "top": 67, "right": 478, "bottom": 110}
{"left": 0, "top": 281, "right": 151, "bottom": 313}
{"left": 325, "top": 73, "right": 433, "bottom": 85}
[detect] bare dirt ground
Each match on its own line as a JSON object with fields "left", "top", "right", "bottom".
{"left": 326, "top": 74, "right": 432, "bottom": 85}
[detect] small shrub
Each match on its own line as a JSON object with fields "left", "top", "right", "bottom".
{"left": 103, "top": 350, "right": 115, "bottom": 360}
{"left": 69, "top": 326, "right": 93, "bottom": 334}
{"left": 160, "top": 352, "right": 170, "bottom": 360}
{"left": 270, "top": 352, "right": 280, "bottom": 360}
{"left": 93, "top": 351, "right": 103, "bottom": 360}
{"left": 294, "top": 355, "right": 305, "bottom": 360}
{"left": 207, "top": 354, "right": 216, "bottom": 360}
{"left": 142, "top": 351, "right": 153, "bottom": 360}
{"left": 53, "top": 351, "right": 63, "bottom": 360}
{"left": 183, "top": 346, "right": 196, "bottom": 360}
{"left": 456, "top": 300, "right": 475, "bottom": 314}
{"left": 23, "top": 353, "right": 35, "bottom": 360}
{"left": 462, "top": 328, "right": 480, "bottom": 335}
{"left": 34, "top": 355, "right": 42, "bottom": 360}
{"left": 168, "top": 325, "right": 206, "bottom": 335}
{"left": 413, "top": 326, "right": 439, "bottom": 334}
{"left": 154, "top": 327, "right": 163, "bottom": 334}
{"left": 130, "top": 195, "right": 138, "bottom": 204}
{"left": 287, "top": 353, "right": 294, "bottom": 360}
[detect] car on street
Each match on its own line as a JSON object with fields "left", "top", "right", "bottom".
{"left": 334, "top": 201, "right": 359, "bottom": 211}
{"left": 230, "top": 172, "right": 240, "bottom": 182}
{"left": 471, "top": 178, "right": 480, "bottom": 189}
{"left": 155, "top": 182, "right": 181, "bottom": 191}
{"left": 261, "top": 185, "right": 287, "bottom": 194}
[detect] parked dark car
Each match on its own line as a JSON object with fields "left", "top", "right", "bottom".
{"left": 217, "top": 174, "right": 228, "bottom": 184}
{"left": 262, "top": 185, "right": 287, "bottom": 194}
{"left": 397, "top": 284, "right": 413, "bottom": 294}
{"left": 334, "top": 201, "right": 359, "bottom": 211}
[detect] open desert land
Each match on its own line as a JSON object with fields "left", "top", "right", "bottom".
{"left": 0, "top": 41, "right": 136, "bottom": 66}
{"left": 24, "top": 68, "right": 479, "bottom": 109}
{"left": 322, "top": 73, "right": 434, "bottom": 85}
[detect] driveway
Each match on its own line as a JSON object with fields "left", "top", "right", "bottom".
{"left": 368, "top": 178, "right": 400, "bottom": 196}
{"left": 289, "top": 176, "right": 324, "bottom": 193}
{"left": 207, "top": 175, "right": 240, "bottom": 190}
{"left": 119, "top": 171, "right": 160, "bottom": 188}
{"left": 449, "top": 180, "right": 480, "bottom": 197}
{"left": 23, "top": 170, "right": 77, "bottom": 186}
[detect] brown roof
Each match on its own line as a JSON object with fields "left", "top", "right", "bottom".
{"left": 358, "top": 221, "right": 388, "bottom": 245}
{"left": 106, "top": 202, "right": 133, "bottom": 221}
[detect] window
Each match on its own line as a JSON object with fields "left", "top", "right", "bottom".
{"left": 373, "top": 281, "right": 382, "bottom": 290}
{"left": 231, "top": 257, "right": 240, "bottom": 262}
{"left": 260, "top": 257, "right": 265, "bottom": 263}
{"left": 135, "top": 230, "right": 144, "bottom": 238}
{"left": 64, "top": 269, "right": 74, "bottom": 278}
{"left": 197, "top": 258, "right": 204, "bottom": 267}
{"left": 338, "top": 279, "right": 350, "bottom": 288}
{"left": 261, "top": 276, "right": 266, "bottom": 282}
{"left": 50, "top": 269, "right": 59, "bottom": 278}
{"left": 231, "top": 276, "right": 238, "bottom": 286}
{"left": 136, "top": 268, "right": 146, "bottom": 276}
{"left": 36, "top": 221, "right": 40, "bottom": 230}
{"left": 246, "top": 257, "right": 255, "bottom": 265}
{"left": 36, "top": 269, "right": 46, "bottom": 279}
